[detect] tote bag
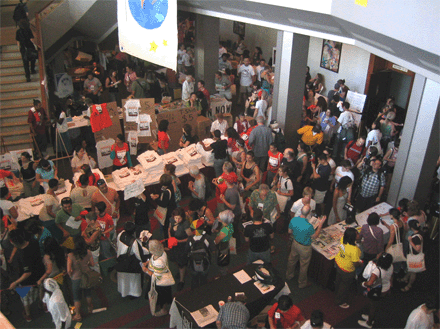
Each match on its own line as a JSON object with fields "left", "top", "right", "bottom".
{"left": 155, "top": 267, "right": 175, "bottom": 286}
{"left": 407, "top": 234, "right": 426, "bottom": 273}
{"left": 148, "top": 278, "right": 158, "bottom": 314}
{"left": 387, "top": 223, "right": 406, "bottom": 263}
{"left": 153, "top": 189, "right": 170, "bottom": 226}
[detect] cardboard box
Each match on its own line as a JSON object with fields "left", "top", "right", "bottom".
{"left": 224, "top": 113, "right": 233, "bottom": 128}
{"left": 196, "top": 116, "right": 212, "bottom": 141}
{"left": 173, "top": 88, "right": 182, "bottom": 100}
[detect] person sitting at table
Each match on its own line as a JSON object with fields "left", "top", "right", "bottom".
{"left": 80, "top": 164, "right": 100, "bottom": 187}
{"left": 55, "top": 197, "right": 85, "bottom": 240}
{"left": 286, "top": 205, "right": 326, "bottom": 289}
{"left": 216, "top": 293, "right": 250, "bottom": 329}
{"left": 301, "top": 309, "right": 333, "bottom": 329}
{"left": 179, "top": 124, "right": 194, "bottom": 148}
{"left": 188, "top": 166, "right": 206, "bottom": 201}
{"left": 210, "top": 113, "right": 228, "bottom": 137}
{"left": 71, "top": 145, "right": 95, "bottom": 173}
{"left": 157, "top": 120, "right": 170, "bottom": 155}
{"left": 36, "top": 159, "right": 58, "bottom": 193}
{"left": 39, "top": 179, "right": 63, "bottom": 242}
{"left": 110, "top": 134, "right": 132, "bottom": 170}
{"left": 70, "top": 174, "right": 98, "bottom": 212}
{"left": 268, "top": 295, "right": 305, "bottom": 329}
{"left": 18, "top": 151, "right": 40, "bottom": 197}
{"left": 0, "top": 186, "right": 18, "bottom": 227}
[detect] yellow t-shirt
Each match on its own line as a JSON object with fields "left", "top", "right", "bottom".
{"left": 335, "top": 238, "right": 361, "bottom": 272}
{"left": 297, "top": 125, "right": 323, "bottom": 146}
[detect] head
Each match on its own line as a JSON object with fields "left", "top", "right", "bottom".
{"left": 216, "top": 113, "right": 224, "bottom": 123}
{"left": 164, "top": 163, "right": 176, "bottom": 176}
{"left": 75, "top": 145, "right": 85, "bottom": 159}
{"left": 389, "top": 208, "right": 400, "bottom": 221}
{"left": 95, "top": 201, "right": 107, "bottom": 215}
{"left": 338, "top": 79, "right": 346, "bottom": 87}
{"left": 312, "top": 125, "right": 322, "bottom": 134}
{"left": 79, "top": 174, "right": 89, "bottom": 187}
{"left": 376, "top": 252, "right": 393, "bottom": 270}
{"left": 197, "top": 80, "right": 205, "bottom": 90}
{"left": 20, "top": 151, "right": 32, "bottom": 163}
{"left": 259, "top": 59, "right": 266, "bottom": 67}
{"left": 213, "top": 130, "right": 221, "bottom": 139}
{"left": 97, "top": 179, "right": 108, "bottom": 193}
{"left": 297, "top": 141, "right": 306, "bottom": 152}
{"left": 398, "top": 198, "right": 409, "bottom": 213}
{"left": 149, "top": 239, "right": 164, "bottom": 257}
{"left": 219, "top": 210, "right": 234, "bottom": 225}
{"left": 301, "top": 205, "right": 311, "bottom": 217}
{"left": 48, "top": 178, "right": 59, "bottom": 191}
{"left": 302, "top": 187, "right": 314, "bottom": 202}
{"left": 190, "top": 92, "right": 197, "bottom": 102}
{"left": 40, "top": 159, "right": 52, "bottom": 172}
{"left": 226, "top": 127, "right": 240, "bottom": 140}
{"left": 25, "top": 218, "right": 43, "bottom": 236}
{"left": 33, "top": 99, "right": 42, "bottom": 109}
{"left": 246, "top": 151, "right": 255, "bottom": 163}
{"left": 221, "top": 53, "right": 229, "bottom": 62}
{"left": 243, "top": 57, "right": 250, "bottom": 66}
{"left": 158, "top": 119, "right": 169, "bottom": 132}
{"left": 269, "top": 143, "right": 278, "bottom": 154}
{"left": 408, "top": 219, "right": 421, "bottom": 232}
{"left": 284, "top": 148, "right": 294, "bottom": 160}
{"left": 338, "top": 176, "right": 353, "bottom": 190}
{"left": 126, "top": 62, "right": 135, "bottom": 73}
{"left": 356, "top": 136, "right": 366, "bottom": 146}
{"left": 115, "top": 133, "right": 125, "bottom": 144}
{"left": 278, "top": 165, "right": 290, "bottom": 178}
{"left": 371, "top": 158, "right": 383, "bottom": 171}
{"left": 159, "top": 174, "right": 173, "bottom": 189}
{"left": 61, "top": 197, "right": 73, "bottom": 213}
{"left": 343, "top": 227, "right": 358, "bottom": 246}
{"left": 182, "top": 124, "right": 192, "bottom": 136}
{"left": 256, "top": 116, "right": 265, "bottom": 124}
{"left": 124, "top": 221, "right": 136, "bottom": 236}
{"left": 317, "top": 153, "right": 327, "bottom": 164}
{"left": 258, "top": 184, "right": 270, "bottom": 199}
{"left": 277, "top": 295, "right": 293, "bottom": 312}
{"left": 340, "top": 160, "right": 351, "bottom": 171}
{"left": 316, "top": 97, "right": 327, "bottom": 112}
{"left": 252, "top": 209, "right": 263, "bottom": 222}
{"left": 172, "top": 208, "right": 186, "bottom": 224}
{"left": 386, "top": 111, "right": 396, "bottom": 121}
{"left": 86, "top": 71, "right": 94, "bottom": 80}
{"left": 310, "top": 310, "right": 325, "bottom": 329}
{"left": 9, "top": 229, "right": 31, "bottom": 249}
{"left": 367, "top": 212, "right": 380, "bottom": 226}
{"left": 81, "top": 164, "right": 92, "bottom": 177}
{"left": 185, "top": 75, "right": 194, "bottom": 83}
{"left": 189, "top": 165, "right": 200, "bottom": 178}
{"left": 222, "top": 161, "right": 234, "bottom": 175}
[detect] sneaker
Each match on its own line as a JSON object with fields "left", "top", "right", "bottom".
{"left": 361, "top": 314, "right": 369, "bottom": 321}
{"left": 339, "top": 303, "right": 350, "bottom": 309}
{"left": 358, "top": 320, "right": 373, "bottom": 328}
{"left": 176, "top": 281, "right": 185, "bottom": 291}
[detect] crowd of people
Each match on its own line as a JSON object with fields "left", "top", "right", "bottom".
{"left": 2, "top": 22, "right": 438, "bottom": 329}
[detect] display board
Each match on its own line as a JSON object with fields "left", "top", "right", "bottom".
{"left": 122, "top": 98, "right": 157, "bottom": 145}
{"left": 346, "top": 90, "right": 367, "bottom": 127}
{"left": 156, "top": 107, "right": 198, "bottom": 152}
{"left": 207, "top": 96, "right": 232, "bottom": 121}
{"left": 93, "top": 102, "right": 122, "bottom": 142}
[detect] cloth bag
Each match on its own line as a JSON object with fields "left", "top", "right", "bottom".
{"left": 153, "top": 189, "right": 170, "bottom": 226}
{"left": 407, "top": 234, "right": 426, "bottom": 273}
{"left": 155, "top": 267, "right": 175, "bottom": 286}
{"left": 387, "top": 223, "right": 406, "bottom": 263}
{"left": 148, "top": 277, "right": 158, "bottom": 314}
{"left": 80, "top": 268, "right": 102, "bottom": 289}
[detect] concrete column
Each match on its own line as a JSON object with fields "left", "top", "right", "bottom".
{"left": 272, "top": 31, "right": 309, "bottom": 147}
{"left": 387, "top": 76, "right": 440, "bottom": 206}
{"left": 194, "top": 14, "right": 219, "bottom": 94}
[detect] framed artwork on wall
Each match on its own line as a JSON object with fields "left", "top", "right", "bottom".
{"left": 233, "top": 21, "right": 245, "bottom": 37}
{"left": 320, "top": 40, "right": 343, "bottom": 73}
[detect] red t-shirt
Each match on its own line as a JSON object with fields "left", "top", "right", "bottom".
{"left": 345, "top": 142, "right": 366, "bottom": 164}
{"left": 112, "top": 143, "right": 129, "bottom": 167}
{"left": 267, "top": 151, "right": 283, "bottom": 173}
{"left": 200, "top": 88, "right": 210, "bottom": 103}
{"left": 97, "top": 213, "right": 114, "bottom": 240}
{"left": 227, "top": 138, "right": 239, "bottom": 153}
{"left": 80, "top": 219, "right": 88, "bottom": 232}
{"left": 267, "top": 303, "right": 305, "bottom": 329}
{"left": 215, "top": 172, "right": 238, "bottom": 203}
{"left": 158, "top": 131, "right": 170, "bottom": 150}
{"left": 27, "top": 108, "right": 46, "bottom": 135}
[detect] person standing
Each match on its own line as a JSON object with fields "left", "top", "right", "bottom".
{"left": 105, "top": 69, "right": 122, "bottom": 106}
{"left": 199, "top": 130, "right": 228, "bottom": 177}
{"left": 311, "top": 154, "right": 331, "bottom": 216}
{"left": 355, "top": 159, "right": 386, "bottom": 212}
{"left": 237, "top": 57, "right": 256, "bottom": 105}
{"left": 182, "top": 75, "right": 194, "bottom": 102}
{"left": 244, "top": 209, "right": 274, "bottom": 264}
{"left": 249, "top": 116, "right": 273, "bottom": 173}
{"left": 55, "top": 197, "right": 85, "bottom": 240}
{"left": 404, "top": 298, "right": 438, "bottom": 329}
{"left": 124, "top": 63, "right": 137, "bottom": 93}
{"left": 110, "top": 134, "right": 132, "bottom": 170}
{"left": 83, "top": 72, "right": 102, "bottom": 104}
{"left": 266, "top": 143, "right": 283, "bottom": 187}
{"left": 18, "top": 151, "right": 40, "bottom": 197}
{"left": 130, "top": 68, "right": 150, "bottom": 99}
{"left": 70, "top": 174, "right": 98, "bottom": 211}
{"left": 157, "top": 120, "right": 170, "bottom": 155}
{"left": 16, "top": 18, "right": 37, "bottom": 82}
{"left": 286, "top": 205, "right": 325, "bottom": 288}
{"left": 91, "top": 179, "right": 120, "bottom": 238}
{"left": 210, "top": 113, "right": 228, "bottom": 137}
{"left": 28, "top": 100, "right": 47, "bottom": 156}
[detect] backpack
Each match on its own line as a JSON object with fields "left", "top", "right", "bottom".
{"left": 13, "top": 3, "right": 27, "bottom": 23}
{"left": 273, "top": 130, "right": 286, "bottom": 153}
{"left": 188, "top": 236, "right": 210, "bottom": 272}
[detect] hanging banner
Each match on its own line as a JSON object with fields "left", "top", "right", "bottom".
{"left": 55, "top": 73, "right": 74, "bottom": 98}
{"left": 118, "top": 0, "right": 177, "bottom": 71}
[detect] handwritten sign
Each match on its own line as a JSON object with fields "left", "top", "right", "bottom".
{"left": 124, "top": 178, "right": 145, "bottom": 200}
{"left": 207, "top": 98, "right": 232, "bottom": 121}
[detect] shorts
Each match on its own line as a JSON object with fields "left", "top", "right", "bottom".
{"left": 71, "top": 278, "right": 91, "bottom": 302}
{"left": 314, "top": 189, "right": 327, "bottom": 204}
{"left": 21, "top": 286, "right": 39, "bottom": 307}
{"left": 239, "top": 85, "right": 253, "bottom": 94}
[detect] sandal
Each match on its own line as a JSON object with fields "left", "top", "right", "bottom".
{"left": 73, "top": 314, "right": 82, "bottom": 322}
{"left": 401, "top": 285, "right": 412, "bottom": 292}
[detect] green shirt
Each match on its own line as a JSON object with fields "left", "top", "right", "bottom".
{"left": 249, "top": 190, "right": 278, "bottom": 220}
{"left": 55, "top": 204, "right": 85, "bottom": 237}
{"left": 132, "top": 78, "right": 149, "bottom": 98}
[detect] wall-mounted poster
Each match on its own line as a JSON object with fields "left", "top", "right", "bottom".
{"left": 233, "top": 21, "right": 245, "bottom": 37}
{"left": 320, "top": 40, "right": 342, "bottom": 73}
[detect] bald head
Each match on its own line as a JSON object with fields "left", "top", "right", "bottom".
{"left": 284, "top": 148, "right": 294, "bottom": 159}
{"left": 301, "top": 205, "right": 311, "bottom": 217}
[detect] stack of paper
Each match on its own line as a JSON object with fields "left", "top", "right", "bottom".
{"left": 162, "top": 152, "right": 188, "bottom": 176}
{"left": 137, "top": 150, "right": 164, "bottom": 177}
{"left": 112, "top": 166, "right": 147, "bottom": 190}
{"left": 176, "top": 145, "right": 204, "bottom": 169}
{"left": 196, "top": 139, "right": 215, "bottom": 167}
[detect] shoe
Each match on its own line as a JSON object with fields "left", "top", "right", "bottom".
{"left": 26, "top": 77, "right": 31, "bottom": 82}
{"left": 361, "top": 314, "right": 369, "bottom": 321}
{"left": 298, "top": 282, "right": 312, "bottom": 289}
{"left": 154, "top": 309, "right": 169, "bottom": 317}
{"left": 176, "top": 281, "right": 185, "bottom": 291}
{"left": 339, "top": 303, "right": 350, "bottom": 309}
{"left": 358, "top": 320, "right": 373, "bottom": 328}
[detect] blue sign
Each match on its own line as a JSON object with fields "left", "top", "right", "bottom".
{"left": 128, "top": 0, "right": 168, "bottom": 29}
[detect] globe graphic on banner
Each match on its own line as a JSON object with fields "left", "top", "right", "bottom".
{"left": 128, "top": 0, "right": 168, "bottom": 29}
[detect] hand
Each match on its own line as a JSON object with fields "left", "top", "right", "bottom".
{"left": 319, "top": 215, "right": 327, "bottom": 225}
{"left": 375, "top": 197, "right": 381, "bottom": 202}
{"left": 219, "top": 194, "right": 225, "bottom": 202}
{"left": 188, "top": 181, "right": 194, "bottom": 188}
{"left": 74, "top": 215, "right": 82, "bottom": 221}
{"left": 37, "top": 279, "right": 43, "bottom": 286}
{"left": 63, "top": 231, "right": 70, "bottom": 238}
{"left": 8, "top": 281, "right": 17, "bottom": 290}
{"left": 408, "top": 236, "right": 412, "bottom": 241}
{"left": 150, "top": 194, "right": 159, "bottom": 200}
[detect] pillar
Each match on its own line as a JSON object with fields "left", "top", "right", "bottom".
{"left": 194, "top": 14, "right": 219, "bottom": 94}
{"left": 272, "top": 31, "right": 309, "bottom": 147}
{"left": 387, "top": 76, "right": 440, "bottom": 206}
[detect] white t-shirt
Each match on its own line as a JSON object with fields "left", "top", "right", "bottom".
{"left": 210, "top": 120, "right": 228, "bottom": 135}
{"left": 182, "top": 80, "right": 194, "bottom": 102}
{"left": 301, "top": 320, "right": 332, "bottom": 329}
{"left": 366, "top": 129, "right": 383, "bottom": 155}
{"left": 337, "top": 111, "right": 353, "bottom": 132}
{"left": 182, "top": 53, "right": 192, "bottom": 67}
{"left": 290, "top": 198, "right": 316, "bottom": 219}
{"left": 255, "top": 99, "right": 268, "bottom": 119}
{"left": 405, "top": 304, "right": 434, "bottom": 329}
{"left": 372, "top": 265, "right": 393, "bottom": 293}
{"left": 328, "top": 158, "right": 336, "bottom": 181}
{"left": 57, "top": 112, "right": 69, "bottom": 133}
{"left": 0, "top": 200, "right": 15, "bottom": 217}
{"left": 256, "top": 65, "right": 265, "bottom": 81}
{"left": 39, "top": 194, "right": 60, "bottom": 222}
{"left": 177, "top": 49, "right": 186, "bottom": 64}
{"left": 279, "top": 176, "right": 293, "bottom": 194}
{"left": 238, "top": 64, "right": 255, "bottom": 87}
{"left": 71, "top": 153, "right": 91, "bottom": 169}
{"left": 334, "top": 166, "right": 354, "bottom": 184}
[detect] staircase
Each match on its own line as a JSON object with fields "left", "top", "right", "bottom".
{"left": 0, "top": 43, "right": 40, "bottom": 152}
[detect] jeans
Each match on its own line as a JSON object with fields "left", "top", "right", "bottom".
{"left": 100, "top": 239, "right": 113, "bottom": 259}
{"left": 213, "top": 157, "right": 227, "bottom": 177}
{"left": 335, "top": 266, "right": 356, "bottom": 305}
{"left": 248, "top": 248, "right": 271, "bottom": 264}
{"left": 286, "top": 240, "right": 312, "bottom": 288}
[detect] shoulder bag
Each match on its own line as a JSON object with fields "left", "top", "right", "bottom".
{"left": 78, "top": 256, "right": 102, "bottom": 289}
{"left": 155, "top": 266, "right": 175, "bottom": 286}
{"left": 153, "top": 189, "right": 170, "bottom": 226}
{"left": 407, "top": 234, "right": 426, "bottom": 273}
{"left": 114, "top": 235, "right": 143, "bottom": 273}
{"left": 386, "top": 223, "right": 406, "bottom": 263}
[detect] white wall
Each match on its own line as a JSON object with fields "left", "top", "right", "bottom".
{"left": 307, "top": 37, "right": 370, "bottom": 94}
{"left": 219, "top": 19, "right": 278, "bottom": 63}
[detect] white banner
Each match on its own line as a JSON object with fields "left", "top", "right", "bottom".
{"left": 118, "top": 0, "right": 177, "bottom": 71}
{"left": 55, "top": 73, "right": 74, "bottom": 98}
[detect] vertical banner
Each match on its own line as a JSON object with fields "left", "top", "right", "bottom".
{"left": 118, "top": 0, "right": 177, "bottom": 71}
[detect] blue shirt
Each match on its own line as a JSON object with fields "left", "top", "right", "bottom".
{"left": 288, "top": 217, "right": 315, "bottom": 246}
{"left": 36, "top": 160, "right": 55, "bottom": 181}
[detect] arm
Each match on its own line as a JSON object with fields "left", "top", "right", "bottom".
{"left": 214, "top": 231, "right": 226, "bottom": 245}
{"left": 385, "top": 223, "right": 395, "bottom": 251}
{"left": 311, "top": 216, "right": 326, "bottom": 239}
{"left": 8, "top": 272, "right": 32, "bottom": 290}
{"left": 198, "top": 141, "right": 213, "bottom": 151}
{"left": 364, "top": 273, "right": 379, "bottom": 287}
{"left": 332, "top": 189, "right": 341, "bottom": 222}
{"left": 376, "top": 186, "right": 385, "bottom": 202}
{"left": 311, "top": 163, "right": 320, "bottom": 179}
{"left": 245, "top": 166, "right": 260, "bottom": 191}
{"left": 110, "top": 145, "right": 116, "bottom": 159}
{"left": 37, "top": 258, "right": 53, "bottom": 286}
{"left": 46, "top": 205, "right": 57, "bottom": 219}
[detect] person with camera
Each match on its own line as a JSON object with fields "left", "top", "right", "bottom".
{"left": 355, "top": 158, "right": 386, "bottom": 213}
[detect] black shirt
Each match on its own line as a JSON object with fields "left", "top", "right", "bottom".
{"left": 312, "top": 163, "right": 331, "bottom": 192}
{"left": 244, "top": 223, "right": 273, "bottom": 252}
{"left": 20, "top": 239, "right": 45, "bottom": 286}
{"left": 281, "top": 158, "right": 300, "bottom": 182}
{"left": 19, "top": 160, "right": 36, "bottom": 181}
{"left": 210, "top": 139, "right": 227, "bottom": 159}
{"left": 134, "top": 197, "right": 149, "bottom": 226}
{"left": 16, "top": 28, "right": 34, "bottom": 50}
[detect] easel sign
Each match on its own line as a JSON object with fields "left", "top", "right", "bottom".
{"left": 346, "top": 91, "right": 367, "bottom": 127}
{"left": 156, "top": 107, "right": 198, "bottom": 152}
{"left": 93, "top": 102, "right": 122, "bottom": 142}
{"left": 122, "top": 98, "right": 157, "bottom": 144}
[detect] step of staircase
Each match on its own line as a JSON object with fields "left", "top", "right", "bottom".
{"left": 0, "top": 66, "right": 27, "bottom": 75}
{"left": 1, "top": 101, "right": 33, "bottom": 110}
{"left": 1, "top": 52, "right": 22, "bottom": 61}
{"left": 0, "top": 129, "right": 30, "bottom": 138}
{"left": 0, "top": 81, "right": 39, "bottom": 91}
{"left": 2, "top": 138, "right": 34, "bottom": 152}
{"left": 1, "top": 91, "right": 40, "bottom": 101}
{"left": 1, "top": 120, "right": 29, "bottom": 128}
{"left": 0, "top": 60, "right": 23, "bottom": 68}
{"left": 1, "top": 44, "right": 19, "bottom": 52}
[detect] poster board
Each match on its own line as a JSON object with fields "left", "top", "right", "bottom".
{"left": 346, "top": 90, "right": 367, "bottom": 127}
{"left": 207, "top": 97, "right": 232, "bottom": 121}
{"left": 122, "top": 98, "right": 157, "bottom": 144}
{"left": 93, "top": 102, "right": 122, "bottom": 142}
{"left": 156, "top": 107, "right": 198, "bottom": 152}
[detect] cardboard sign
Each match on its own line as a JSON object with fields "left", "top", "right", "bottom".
{"left": 93, "top": 102, "right": 122, "bottom": 142}
{"left": 124, "top": 178, "right": 145, "bottom": 200}
{"left": 122, "top": 98, "right": 157, "bottom": 144}
{"left": 207, "top": 97, "right": 232, "bottom": 121}
{"left": 156, "top": 107, "right": 198, "bottom": 152}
